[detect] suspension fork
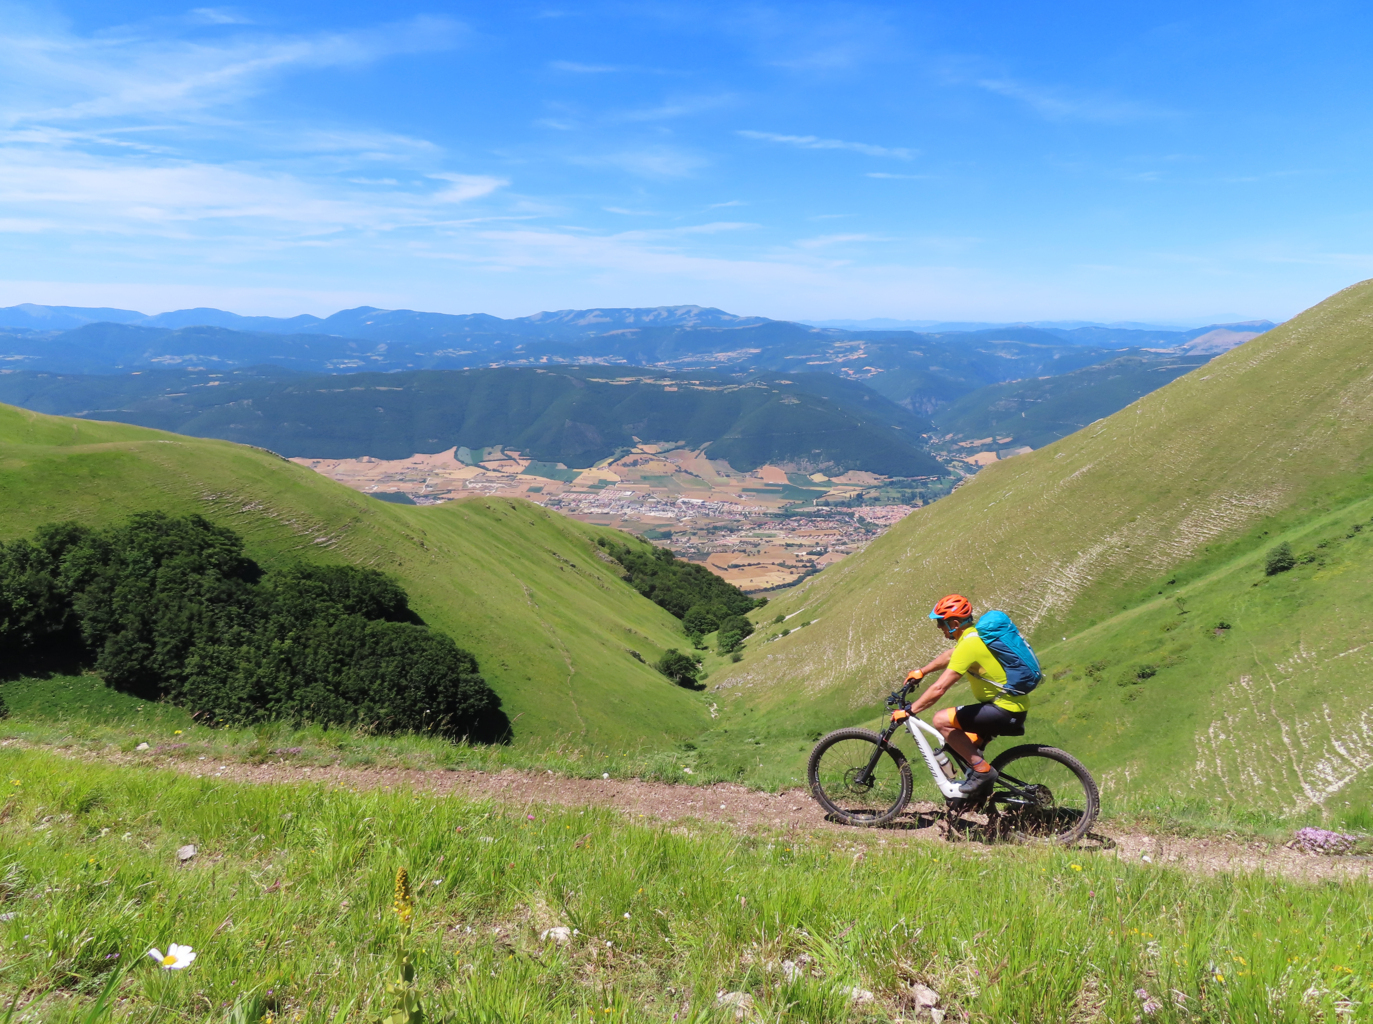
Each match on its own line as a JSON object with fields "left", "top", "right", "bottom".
{"left": 855, "top": 722, "right": 899, "bottom": 785}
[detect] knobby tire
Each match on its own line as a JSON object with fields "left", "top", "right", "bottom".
{"left": 987, "top": 743, "right": 1099, "bottom": 844}
{"left": 807, "top": 727, "right": 913, "bottom": 826}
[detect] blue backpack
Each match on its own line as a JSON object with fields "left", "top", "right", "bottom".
{"left": 975, "top": 610, "right": 1043, "bottom": 697}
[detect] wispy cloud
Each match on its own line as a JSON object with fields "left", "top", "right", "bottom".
{"left": 549, "top": 60, "right": 618, "bottom": 73}
{"left": 866, "top": 172, "right": 928, "bottom": 180}
{"left": 793, "top": 233, "right": 886, "bottom": 249}
{"left": 736, "top": 130, "right": 914, "bottom": 160}
{"left": 0, "top": 146, "right": 506, "bottom": 239}
{"left": 614, "top": 94, "right": 733, "bottom": 122}
{"left": 974, "top": 78, "right": 1171, "bottom": 123}
{"left": 428, "top": 174, "right": 508, "bottom": 203}
{"left": 669, "top": 222, "right": 758, "bottom": 235}
{"left": 189, "top": 8, "right": 253, "bottom": 26}
{"left": 572, "top": 147, "right": 707, "bottom": 178}
{"left": 0, "top": 15, "right": 466, "bottom": 124}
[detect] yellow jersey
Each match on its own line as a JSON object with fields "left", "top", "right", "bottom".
{"left": 948, "top": 627, "right": 1029, "bottom": 713}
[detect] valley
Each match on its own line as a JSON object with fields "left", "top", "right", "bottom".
{"left": 293, "top": 441, "right": 945, "bottom": 591}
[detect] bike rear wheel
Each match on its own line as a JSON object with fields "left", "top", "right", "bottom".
{"left": 987, "top": 744, "right": 1099, "bottom": 844}
{"left": 807, "top": 728, "right": 912, "bottom": 826}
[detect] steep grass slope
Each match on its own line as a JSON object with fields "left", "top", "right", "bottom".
{"left": 0, "top": 404, "right": 708, "bottom": 747}
{"left": 707, "top": 280, "right": 1373, "bottom": 816}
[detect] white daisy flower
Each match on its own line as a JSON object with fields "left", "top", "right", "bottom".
{"left": 147, "top": 943, "right": 196, "bottom": 969}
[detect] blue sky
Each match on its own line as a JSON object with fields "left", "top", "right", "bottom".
{"left": 1, "top": 1, "right": 1371, "bottom": 321}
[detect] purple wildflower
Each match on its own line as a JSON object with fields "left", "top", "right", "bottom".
{"left": 1293, "top": 827, "right": 1360, "bottom": 855}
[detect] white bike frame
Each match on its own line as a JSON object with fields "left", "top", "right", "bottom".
{"left": 901, "top": 714, "right": 968, "bottom": 800}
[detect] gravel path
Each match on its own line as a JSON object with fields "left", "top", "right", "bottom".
{"left": 62, "top": 747, "right": 1373, "bottom": 884}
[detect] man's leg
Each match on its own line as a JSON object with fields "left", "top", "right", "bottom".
{"left": 932, "top": 707, "right": 998, "bottom": 790}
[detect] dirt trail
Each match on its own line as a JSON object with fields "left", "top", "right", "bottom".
{"left": 68, "top": 747, "right": 1373, "bottom": 885}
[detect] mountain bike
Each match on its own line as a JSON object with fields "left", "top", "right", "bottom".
{"left": 807, "top": 679, "right": 1099, "bottom": 844}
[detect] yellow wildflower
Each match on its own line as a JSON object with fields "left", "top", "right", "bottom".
{"left": 393, "top": 867, "right": 414, "bottom": 925}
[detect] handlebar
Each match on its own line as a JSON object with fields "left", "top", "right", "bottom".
{"left": 885, "top": 679, "right": 918, "bottom": 712}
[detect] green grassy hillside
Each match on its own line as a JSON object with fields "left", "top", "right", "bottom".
{"left": 0, "top": 404, "right": 708, "bottom": 747}
{"left": 704, "top": 280, "right": 1373, "bottom": 820}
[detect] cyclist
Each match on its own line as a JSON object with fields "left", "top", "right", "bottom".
{"left": 902, "top": 594, "right": 1027, "bottom": 796}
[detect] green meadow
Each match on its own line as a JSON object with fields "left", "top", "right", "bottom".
{"left": 4, "top": 746, "right": 1373, "bottom": 1023}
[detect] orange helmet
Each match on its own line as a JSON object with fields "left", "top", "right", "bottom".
{"left": 928, "top": 593, "right": 973, "bottom": 622}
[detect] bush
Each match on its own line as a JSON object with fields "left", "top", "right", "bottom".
{"left": 1265, "top": 542, "right": 1296, "bottom": 575}
{"left": 656, "top": 649, "right": 702, "bottom": 689}
{"left": 0, "top": 512, "right": 506, "bottom": 741}
{"left": 717, "top": 631, "right": 743, "bottom": 655}
{"left": 717, "top": 614, "right": 754, "bottom": 640}
{"left": 1117, "top": 664, "right": 1158, "bottom": 687}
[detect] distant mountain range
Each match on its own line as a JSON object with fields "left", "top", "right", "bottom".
{"left": 801, "top": 316, "right": 1273, "bottom": 333}
{"left": 0, "top": 302, "right": 1273, "bottom": 415}
{"left": 0, "top": 365, "right": 943, "bottom": 475}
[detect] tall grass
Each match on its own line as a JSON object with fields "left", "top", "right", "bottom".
{"left": 2, "top": 747, "right": 1371, "bottom": 1022}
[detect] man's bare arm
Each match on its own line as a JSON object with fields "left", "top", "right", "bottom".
{"left": 908, "top": 668, "right": 962, "bottom": 716}
{"left": 915, "top": 649, "right": 953, "bottom": 677}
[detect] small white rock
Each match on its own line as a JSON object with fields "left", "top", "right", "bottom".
{"left": 540, "top": 926, "right": 572, "bottom": 944}
{"left": 847, "top": 987, "right": 875, "bottom": 1005}
{"left": 715, "top": 991, "right": 754, "bottom": 1018}
{"left": 603, "top": 773, "right": 610, "bottom": 779}
{"left": 908, "top": 983, "right": 940, "bottom": 1009}
{"left": 780, "top": 960, "right": 801, "bottom": 982}
{"left": 0, "top": 912, "right": 17, "bottom": 922}
{"left": 176, "top": 844, "right": 197, "bottom": 862}
{"left": 930, "top": 1010, "right": 946, "bottom": 1024}
{"left": 135, "top": 742, "right": 150, "bottom": 751}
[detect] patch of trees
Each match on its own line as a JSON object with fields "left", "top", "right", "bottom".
{"left": 0, "top": 512, "right": 507, "bottom": 741}
{"left": 597, "top": 538, "right": 763, "bottom": 646}
{"left": 656, "top": 649, "right": 704, "bottom": 689}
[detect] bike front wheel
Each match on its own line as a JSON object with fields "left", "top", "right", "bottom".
{"left": 988, "top": 744, "right": 1099, "bottom": 844}
{"left": 807, "top": 728, "right": 913, "bottom": 826}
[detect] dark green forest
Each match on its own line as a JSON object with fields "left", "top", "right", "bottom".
{"left": 0, "top": 512, "right": 507, "bottom": 740}
{"left": 930, "top": 353, "right": 1211, "bottom": 449}
{"left": 0, "top": 366, "right": 943, "bottom": 477}
{"left": 599, "top": 538, "right": 761, "bottom": 644}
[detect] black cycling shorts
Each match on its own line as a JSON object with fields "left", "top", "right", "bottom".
{"left": 952, "top": 702, "right": 1026, "bottom": 738}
